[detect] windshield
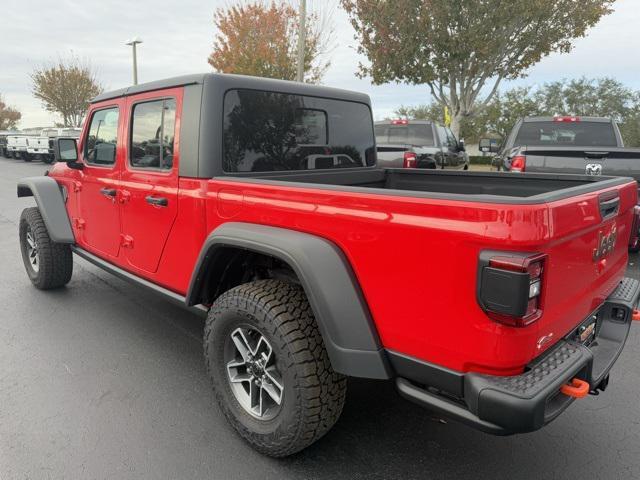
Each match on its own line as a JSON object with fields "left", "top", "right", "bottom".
{"left": 514, "top": 121, "right": 618, "bottom": 147}
{"left": 374, "top": 124, "right": 435, "bottom": 146}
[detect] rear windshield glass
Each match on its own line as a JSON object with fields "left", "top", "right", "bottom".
{"left": 514, "top": 121, "right": 617, "bottom": 147}
{"left": 374, "top": 124, "right": 435, "bottom": 146}
{"left": 223, "top": 89, "right": 376, "bottom": 172}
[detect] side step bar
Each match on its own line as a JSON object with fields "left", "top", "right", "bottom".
{"left": 71, "top": 246, "right": 208, "bottom": 317}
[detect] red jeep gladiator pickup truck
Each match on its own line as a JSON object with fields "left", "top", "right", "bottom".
{"left": 17, "top": 73, "right": 640, "bottom": 457}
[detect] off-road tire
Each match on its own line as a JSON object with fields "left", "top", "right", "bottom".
{"left": 19, "top": 207, "right": 73, "bottom": 289}
{"left": 204, "top": 279, "right": 347, "bottom": 457}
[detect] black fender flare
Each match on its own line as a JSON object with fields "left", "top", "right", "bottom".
{"left": 187, "top": 222, "right": 392, "bottom": 379}
{"left": 17, "top": 176, "right": 75, "bottom": 244}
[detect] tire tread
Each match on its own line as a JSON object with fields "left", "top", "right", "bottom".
{"left": 204, "top": 279, "right": 346, "bottom": 457}
{"left": 20, "top": 207, "right": 73, "bottom": 289}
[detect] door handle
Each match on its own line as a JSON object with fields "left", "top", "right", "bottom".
{"left": 100, "top": 188, "right": 117, "bottom": 199}
{"left": 145, "top": 195, "right": 168, "bottom": 207}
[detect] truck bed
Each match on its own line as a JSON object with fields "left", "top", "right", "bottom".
{"left": 220, "top": 168, "right": 631, "bottom": 204}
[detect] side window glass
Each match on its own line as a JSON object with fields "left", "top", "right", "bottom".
{"left": 437, "top": 126, "right": 449, "bottom": 148}
{"left": 130, "top": 98, "right": 176, "bottom": 170}
{"left": 84, "top": 107, "right": 119, "bottom": 165}
{"left": 446, "top": 128, "right": 458, "bottom": 148}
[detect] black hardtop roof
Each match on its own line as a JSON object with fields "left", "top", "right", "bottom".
{"left": 523, "top": 116, "right": 613, "bottom": 123}
{"left": 91, "top": 73, "right": 371, "bottom": 105}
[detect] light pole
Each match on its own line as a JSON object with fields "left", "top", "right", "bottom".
{"left": 125, "top": 37, "right": 143, "bottom": 85}
{"left": 296, "top": 0, "right": 306, "bottom": 82}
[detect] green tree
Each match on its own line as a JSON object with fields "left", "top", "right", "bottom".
{"left": 533, "top": 77, "right": 635, "bottom": 121}
{"left": 478, "top": 87, "right": 541, "bottom": 140}
{"left": 618, "top": 93, "right": 640, "bottom": 147}
{"left": 208, "top": 1, "right": 331, "bottom": 83}
{"left": 342, "top": 0, "right": 614, "bottom": 137}
{"left": 0, "top": 94, "right": 21, "bottom": 129}
{"left": 31, "top": 56, "right": 102, "bottom": 127}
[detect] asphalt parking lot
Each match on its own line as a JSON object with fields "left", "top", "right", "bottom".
{"left": 0, "top": 157, "right": 639, "bottom": 480}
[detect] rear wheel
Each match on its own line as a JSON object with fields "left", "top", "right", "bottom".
{"left": 204, "top": 279, "right": 346, "bottom": 457}
{"left": 19, "top": 207, "right": 73, "bottom": 289}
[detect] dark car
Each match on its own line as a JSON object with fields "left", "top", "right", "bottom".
{"left": 375, "top": 119, "right": 469, "bottom": 170}
{"left": 485, "top": 116, "right": 640, "bottom": 176}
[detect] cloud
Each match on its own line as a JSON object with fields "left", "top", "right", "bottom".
{"left": 1, "top": 0, "right": 638, "bottom": 128}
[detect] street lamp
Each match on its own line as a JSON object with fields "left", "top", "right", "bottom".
{"left": 125, "top": 37, "right": 143, "bottom": 85}
{"left": 296, "top": 0, "right": 306, "bottom": 82}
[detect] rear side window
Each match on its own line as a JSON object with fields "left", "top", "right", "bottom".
{"left": 223, "top": 89, "right": 375, "bottom": 172}
{"left": 514, "top": 121, "right": 617, "bottom": 147}
{"left": 84, "top": 107, "right": 119, "bottom": 165}
{"left": 130, "top": 98, "right": 176, "bottom": 170}
{"left": 374, "top": 124, "right": 435, "bottom": 147}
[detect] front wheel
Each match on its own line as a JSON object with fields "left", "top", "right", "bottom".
{"left": 204, "top": 279, "right": 347, "bottom": 457}
{"left": 19, "top": 207, "right": 73, "bottom": 289}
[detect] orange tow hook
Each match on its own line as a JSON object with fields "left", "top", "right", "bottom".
{"left": 560, "top": 378, "right": 590, "bottom": 399}
{"left": 632, "top": 309, "right": 640, "bottom": 322}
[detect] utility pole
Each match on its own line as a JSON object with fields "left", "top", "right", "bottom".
{"left": 296, "top": 0, "right": 306, "bottom": 82}
{"left": 125, "top": 37, "right": 143, "bottom": 85}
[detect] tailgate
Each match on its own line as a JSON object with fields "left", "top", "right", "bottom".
{"left": 536, "top": 179, "right": 637, "bottom": 351}
{"left": 523, "top": 147, "right": 640, "bottom": 182}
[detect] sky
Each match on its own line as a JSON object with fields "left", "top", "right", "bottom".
{"left": 1, "top": 0, "right": 640, "bottom": 128}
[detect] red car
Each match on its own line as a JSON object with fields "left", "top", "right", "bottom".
{"left": 17, "top": 74, "right": 640, "bottom": 456}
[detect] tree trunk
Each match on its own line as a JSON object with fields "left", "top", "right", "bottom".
{"left": 449, "top": 112, "right": 462, "bottom": 139}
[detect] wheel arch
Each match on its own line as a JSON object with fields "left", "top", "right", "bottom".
{"left": 187, "top": 222, "right": 391, "bottom": 379}
{"left": 17, "top": 176, "right": 74, "bottom": 244}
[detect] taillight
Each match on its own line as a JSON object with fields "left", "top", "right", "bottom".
{"left": 392, "top": 119, "right": 409, "bottom": 125}
{"left": 511, "top": 155, "right": 526, "bottom": 172}
{"left": 403, "top": 151, "right": 417, "bottom": 168}
{"left": 478, "top": 252, "right": 546, "bottom": 327}
{"left": 553, "top": 116, "right": 580, "bottom": 122}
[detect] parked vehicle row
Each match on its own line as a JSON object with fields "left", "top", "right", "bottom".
{"left": 16, "top": 73, "right": 640, "bottom": 457}
{"left": 1, "top": 128, "right": 81, "bottom": 163}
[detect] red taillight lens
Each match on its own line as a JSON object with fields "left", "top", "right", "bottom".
{"left": 479, "top": 253, "right": 546, "bottom": 327}
{"left": 392, "top": 119, "right": 409, "bottom": 125}
{"left": 553, "top": 116, "right": 580, "bottom": 122}
{"left": 511, "top": 155, "right": 526, "bottom": 172}
{"left": 403, "top": 151, "right": 417, "bottom": 168}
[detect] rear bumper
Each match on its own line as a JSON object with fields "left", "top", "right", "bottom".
{"left": 396, "top": 277, "right": 639, "bottom": 435}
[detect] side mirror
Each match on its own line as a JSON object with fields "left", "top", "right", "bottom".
{"left": 54, "top": 137, "right": 83, "bottom": 170}
{"left": 479, "top": 138, "right": 499, "bottom": 154}
{"left": 458, "top": 138, "right": 466, "bottom": 152}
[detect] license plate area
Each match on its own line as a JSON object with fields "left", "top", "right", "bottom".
{"left": 573, "top": 313, "right": 600, "bottom": 346}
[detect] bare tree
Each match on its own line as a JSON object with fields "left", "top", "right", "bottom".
{"left": 31, "top": 56, "right": 103, "bottom": 127}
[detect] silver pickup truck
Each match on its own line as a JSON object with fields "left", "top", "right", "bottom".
{"left": 488, "top": 116, "right": 640, "bottom": 180}
{"left": 375, "top": 119, "right": 469, "bottom": 169}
